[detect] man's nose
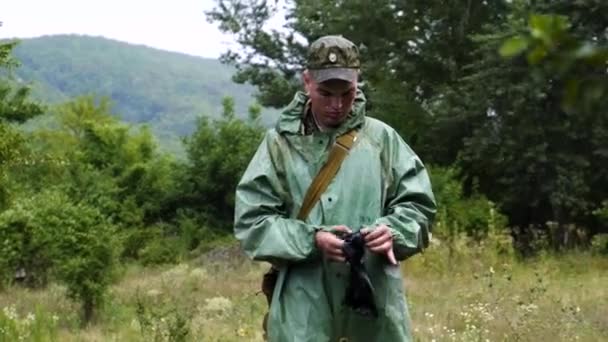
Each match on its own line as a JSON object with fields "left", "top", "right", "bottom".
{"left": 330, "top": 96, "right": 343, "bottom": 108}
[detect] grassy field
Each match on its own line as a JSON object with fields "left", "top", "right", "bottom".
{"left": 1, "top": 237, "right": 607, "bottom": 341}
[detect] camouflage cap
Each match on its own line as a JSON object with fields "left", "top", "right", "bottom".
{"left": 306, "top": 35, "right": 360, "bottom": 83}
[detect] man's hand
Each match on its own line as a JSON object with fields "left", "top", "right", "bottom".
{"left": 315, "top": 225, "right": 351, "bottom": 262}
{"left": 361, "top": 225, "right": 397, "bottom": 265}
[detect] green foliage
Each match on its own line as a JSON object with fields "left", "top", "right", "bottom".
{"left": 133, "top": 223, "right": 185, "bottom": 266}
{"left": 0, "top": 305, "right": 59, "bottom": 342}
{"left": 33, "top": 96, "right": 180, "bottom": 228}
{"left": 135, "top": 290, "right": 194, "bottom": 342}
{"left": 122, "top": 227, "right": 162, "bottom": 261}
{"left": 0, "top": 192, "right": 58, "bottom": 288}
{"left": 453, "top": 2, "right": 608, "bottom": 239}
{"left": 590, "top": 234, "right": 608, "bottom": 255}
{"left": 593, "top": 201, "right": 608, "bottom": 225}
{"left": 500, "top": 13, "right": 608, "bottom": 112}
{"left": 0, "top": 190, "right": 119, "bottom": 325}
{"left": 0, "top": 40, "right": 44, "bottom": 125}
{"left": 138, "top": 237, "right": 182, "bottom": 267}
{"left": 0, "top": 41, "right": 18, "bottom": 67}
{"left": 176, "top": 213, "right": 206, "bottom": 253}
{"left": 0, "top": 90, "right": 184, "bottom": 323}
{"left": 0, "top": 85, "right": 44, "bottom": 124}
{"left": 0, "top": 40, "right": 44, "bottom": 211}
{"left": 52, "top": 201, "right": 119, "bottom": 326}
{"left": 428, "top": 166, "right": 508, "bottom": 242}
{"left": 0, "top": 124, "right": 25, "bottom": 210}
{"left": 182, "top": 96, "right": 264, "bottom": 229}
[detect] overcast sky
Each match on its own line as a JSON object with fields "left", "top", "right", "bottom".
{"left": 0, "top": 0, "right": 242, "bottom": 58}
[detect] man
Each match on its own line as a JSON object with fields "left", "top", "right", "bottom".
{"left": 234, "top": 35, "right": 436, "bottom": 341}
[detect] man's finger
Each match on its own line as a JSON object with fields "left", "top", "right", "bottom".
{"left": 329, "top": 256, "right": 346, "bottom": 263}
{"left": 364, "top": 226, "right": 389, "bottom": 242}
{"left": 327, "top": 238, "right": 345, "bottom": 249}
{"left": 332, "top": 225, "right": 352, "bottom": 234}
{"left": 366, "top": 234, "right": 392, "bottom": 248}
{"left": 324, "top": 240, "right": 345, "bottom": 255}
{"left": 364, "top": 228, "right": 382, "bottom": 241}
{"left": 369, "top": 241, "right": 392, "bottom": 254}
{"left": 327, "top": 250, "right": 345, "bottom": 258}
{"left": 387, "top": 248, "right": 397, "bottom": 265}
{"left": 326, "top": 251, "right": 346, "bottom": 262}
{"left": 329, "top": 246, "right": 344, "bottom": 255}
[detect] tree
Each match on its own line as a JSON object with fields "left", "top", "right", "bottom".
{"left": 0, "top": 40, "right": 44, "bottom": 210}
{"left": 208, "top": 0, "right": 608, "bottom": 250}
{"left": 450, "top": 1, "right": 608, "bottom": 249}
{"left": 0, "top": 190, "right": 119, "bottom": 325}
{"left": 37, "top": 95, "right": 179, "bottom": 226}
{"left": 17, "top": 95, "right": 182, "bottom": 260}
{"left": 181, "top": 97, "right": 264, "bottom": 230}
{"left": 206, "top": 0, "right": 509, "bottom": 163}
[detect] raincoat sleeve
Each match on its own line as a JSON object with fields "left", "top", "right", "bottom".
{"left": 373, "top": 129, "right": 437, "bottom": 261}
{"left": 234, "top": 130, "right": 323, "bottom": 265}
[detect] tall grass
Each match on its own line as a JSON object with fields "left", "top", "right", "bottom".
{"left": 1, "top": 235, "right": 606, "bottom": 341}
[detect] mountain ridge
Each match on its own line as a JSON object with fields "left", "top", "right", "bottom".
{"left": 8, "top": 34, "right": 276, "bottom": 153}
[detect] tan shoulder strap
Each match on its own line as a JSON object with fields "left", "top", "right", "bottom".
{"left": 297, "top": 129, "right": 358, "bottom": 221}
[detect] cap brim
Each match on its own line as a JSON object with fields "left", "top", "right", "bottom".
{"left": 309, "top": 68, "right": 358, "bottom": 83}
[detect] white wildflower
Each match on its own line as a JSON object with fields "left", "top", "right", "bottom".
{"left": 146, "top": 289, "right": 161, "bottom": 298}
{"left": 203, "top": 296, "right": 233, "bottom": 312}
{"left": 189, "top": 268, "right": 207, "bottom": 282}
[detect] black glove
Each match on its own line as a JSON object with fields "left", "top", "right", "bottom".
{"left": 341, "top": 231, "right": 378, "bottom": 318}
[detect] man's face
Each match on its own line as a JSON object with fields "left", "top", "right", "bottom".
{"left": 304, "top": 71, "right": 357, "bottom": 128}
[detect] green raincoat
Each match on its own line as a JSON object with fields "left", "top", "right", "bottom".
{"left": 234, "top": 90, "right": 436, "bottom": 342}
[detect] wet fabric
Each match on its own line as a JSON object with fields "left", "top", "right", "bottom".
{"left": 234, "top": 89, "right": 437, "bottom": 341}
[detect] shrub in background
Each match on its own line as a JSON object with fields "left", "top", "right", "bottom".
{"left": 428, "top": 166, "right": 509, "bottom": 242}
{"left": 0, "top": 190, "right": 119, "bottom": 325}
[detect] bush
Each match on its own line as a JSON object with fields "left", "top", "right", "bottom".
{"left": 428, "top": 166, "right": 508, "bottom": 241}
{"left": 593, "top": 200, "right": 608, "bottom": 226}
{"left": 0, "top": 190, "right": 119, "bottom": 325}
{"left": 590, "top": 234, "right": 608, "bottom": 255}
{"left": 121, "top": 226, "right": 164, "bottom": 261}
{"left": 139, "top": 236, "right": 182, "bottom": 266}
{"left": 182, "top": 97, "right": 264, "bottom": 230}
{"left": 176, "top": 212, "right": 206, "bottom": 252}
{"left": 53, "top": 202, "right": 119, "bottom": 325}
{"left": 134, "top": 289, "right": 194, "bottom": 342}
{"left": 0, "top": 191, "right": 66, "bottom": 288}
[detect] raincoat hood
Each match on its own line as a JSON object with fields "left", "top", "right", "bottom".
{"left": 276, "top": 89, "right": 367, "bottom": 136}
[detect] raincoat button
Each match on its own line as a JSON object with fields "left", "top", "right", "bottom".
{"left": 328, "top": 197, "right": 332, "bottom": 202}
{"left": 339, "top": 338, "right": 349, "bottom": 342}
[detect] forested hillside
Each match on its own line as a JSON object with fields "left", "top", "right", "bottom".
{"left": 10, "top": 35, "right": 273, "bottom": 152}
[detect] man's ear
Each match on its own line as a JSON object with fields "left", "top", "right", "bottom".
{"left": 302, "top": 70, "right": 313, "bottom": 95}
